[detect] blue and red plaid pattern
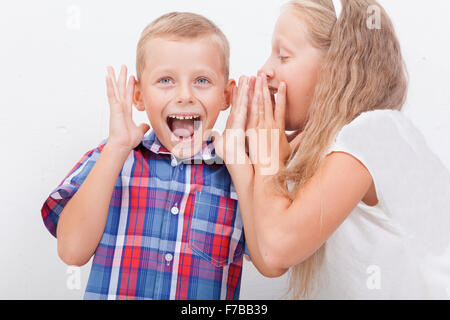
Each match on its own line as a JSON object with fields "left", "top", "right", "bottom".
{"left": 41, "top": 131, "right": 246, "bottom": 300}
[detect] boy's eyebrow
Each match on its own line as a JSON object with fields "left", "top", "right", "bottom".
{"left": 148, "top": 66, "right": 176, "bottom": 75}
{"left": 191, "top": 68, "right": 220, "bottom": 79}
{"left": 149, "top": 66, "right": 221, "bottom": 80}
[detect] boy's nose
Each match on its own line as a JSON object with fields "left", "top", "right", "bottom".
{"left": 175, "top": 84, "right": 195, "bottom": 105}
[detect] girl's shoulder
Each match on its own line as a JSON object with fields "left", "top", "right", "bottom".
{"left": 328, "top": 108, "right": 430, "bottom": 203}
{"left": 340, "top": 109, "right": 406, "bottom": 133}
{"left": 331, "top": 108, "right": 425, "bottom": 155}
{"left": 329, "top": 107, "right": 450, "bottom": 215}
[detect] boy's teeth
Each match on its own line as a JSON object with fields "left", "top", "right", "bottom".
{"left": 169, "top": 115, "right": 200, "bottom": 120}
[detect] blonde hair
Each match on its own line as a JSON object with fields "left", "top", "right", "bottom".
{"left": 136, "top": 12, "right": 230, "bottom": 81}
{"left": 276, "top": 0, "right": 408, "bottom": 299}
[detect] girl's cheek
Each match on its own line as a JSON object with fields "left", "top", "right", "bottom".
{"left": 276, "top": 67, "right": 293, "bottom": 90}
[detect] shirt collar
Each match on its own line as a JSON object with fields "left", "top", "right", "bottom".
{"left": 141, "top": 130, "right": 218, "bottom": 164}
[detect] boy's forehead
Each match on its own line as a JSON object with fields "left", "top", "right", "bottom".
{"left": 145, "top": 36, "right": 217, "bottom": 52}
{"left": 141, "top": 36, "right": 227, "bottom": 77}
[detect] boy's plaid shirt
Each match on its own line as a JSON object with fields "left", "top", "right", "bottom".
{"left": 41, "top": 131, "right": 246, "bottom": 299}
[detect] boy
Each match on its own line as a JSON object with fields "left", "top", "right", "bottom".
{"left": 41, "top": 12, "right": 246, "bottom": 300}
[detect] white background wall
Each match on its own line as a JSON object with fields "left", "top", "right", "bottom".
{"left": 0, "top": 0, "right": 449, "bottom": 299}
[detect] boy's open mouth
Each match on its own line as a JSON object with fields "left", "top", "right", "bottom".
{"left": 166, "top": 114, "right": 203, "bottom": 142}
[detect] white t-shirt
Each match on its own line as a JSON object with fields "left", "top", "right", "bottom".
{"left": 309, "top": 109, "right": 450, "bottom": 299}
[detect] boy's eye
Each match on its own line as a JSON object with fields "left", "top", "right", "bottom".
{"left": 278, "top": 56, "right": 289, "bottom": 62}
{"left": 196, "top": 78, "right": 210, "bottom": 85}
{"left": 158, "top": 77, "right": 173, "bottom": 85}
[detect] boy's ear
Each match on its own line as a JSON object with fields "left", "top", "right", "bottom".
{"left": 133, "top": 80, "right": 146, "bottom": 111}
{"left": 222, "top": 79, "right": 236, "bottom": 111}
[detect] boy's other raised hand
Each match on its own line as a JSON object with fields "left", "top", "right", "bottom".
{"left": 105, "top": 65, "right": 150, "bottom": 154}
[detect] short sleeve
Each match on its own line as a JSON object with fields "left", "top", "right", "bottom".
{"left": 40, "top": 138, "right": 108, "bottom": 238}
{"left": 326, "top": 110, "right": 401, "bottom": 186}
{"left": 327, "top": 110, "right": 450, "bottom": 253}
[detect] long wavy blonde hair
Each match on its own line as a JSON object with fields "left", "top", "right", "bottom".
{"left": 275, "top": 0, "right": 408, "bottom": 299}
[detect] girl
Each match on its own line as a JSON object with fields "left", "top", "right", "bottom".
{"left": 215, "top": 0, "right": 450, "bottom": 299}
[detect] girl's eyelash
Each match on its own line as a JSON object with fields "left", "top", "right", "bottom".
{"left": 279, "top": 56, "right": 289, "bottom": 61}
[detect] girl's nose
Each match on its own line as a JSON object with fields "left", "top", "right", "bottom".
{"left": 258, "top": 64, "right": 274, "bottom": 80}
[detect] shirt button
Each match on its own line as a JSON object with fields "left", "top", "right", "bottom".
{"left": 165, "top": 253, "right": 173, "bottom": 263}
{"left": 170, "top": 206, "right": 179, "bottom": 215}
{"left": 171, "top": 159, "right": 177, "bottom": 167}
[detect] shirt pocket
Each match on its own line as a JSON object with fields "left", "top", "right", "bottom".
{"left": 189, "top": 190, "right": 244, "bottom": 267}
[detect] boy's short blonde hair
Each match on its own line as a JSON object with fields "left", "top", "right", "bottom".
{"left": 136, "top": 12, "right": 230, "bottom": 81}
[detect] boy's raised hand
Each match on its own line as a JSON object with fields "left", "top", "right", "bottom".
{"left": 105, "top": 65, "right": 150, "bottom": 153}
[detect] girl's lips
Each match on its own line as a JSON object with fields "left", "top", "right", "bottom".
{"left": 268, "top": 84, "right": 282, "bottom": 107}
{"left": 269, "top": 86, "right": 279, "bottom": 95}
{"left": 269, "top": 88, "right": 278, "bottom": 106}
